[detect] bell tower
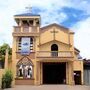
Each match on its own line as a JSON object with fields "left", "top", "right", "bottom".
{"left": 12, "top": 9, "right": 40, "bottom": 54}
{"left": 12, "top": 8, "right": 40, "bottom": 84}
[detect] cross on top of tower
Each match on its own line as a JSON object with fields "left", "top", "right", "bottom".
{"left": 25, "top": 5, "right": 32, "bottom": 13}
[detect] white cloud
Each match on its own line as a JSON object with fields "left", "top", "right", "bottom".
{"left": 0, "top": 0, "right": 90, "bottom": 59}
{"left": 0, "top": 0, "right": 70, "bottom": 47}
{"left": 67, "top": 0, "right": 90, "bottom": 15}
{"left": 71, "top": 17, "right": 90, "bottom": 59}
{"left": 40, "top": 10, "right": 68, "bottom": 26}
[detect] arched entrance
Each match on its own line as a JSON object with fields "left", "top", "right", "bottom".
{"left": 16, "top": 57, "right": 33, "bottom": 79}
{"left": 51, "top": 44, "right": 58, "bottom": 57}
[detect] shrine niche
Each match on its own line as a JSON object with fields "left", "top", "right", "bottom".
{"left": 16, "top": 57, "right": 33, "bottom": 79}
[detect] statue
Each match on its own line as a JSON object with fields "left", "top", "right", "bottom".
{"left": 27, "top": 65, "right": 32, "bottom": 78}
{"left": 19, "top": 65, "right": 23, "bottom": 77}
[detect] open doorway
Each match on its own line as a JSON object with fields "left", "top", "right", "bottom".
{"left": 74, "top": 71, "right": 81, "bottom": 85}
{"left": 43, "top": 62, "right": 66, "bottom": 84}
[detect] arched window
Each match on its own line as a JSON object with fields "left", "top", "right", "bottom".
{"left": 51, "top": 44, "right": 58, "bottom": 57}
{"left": 30, "top": 38, "right": 33, "bottom": 44}
{"left": 18, "top": 37, "right": 21, "bottom": 51}
{"left": 30, "top": 38, "right": 33, "bottom": 52}
{"left": 16, "top": 57, "right": 33, "bottom": 79}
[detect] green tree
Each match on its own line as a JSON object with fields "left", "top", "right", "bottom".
{"left": 0, "top": 43, "right": 12, "bottom": 68}
{"left": 0, "top": 43, "right": 12, "bottom": 56}
{"left": 1, "top": 70, "right": 13, "bottom": 89}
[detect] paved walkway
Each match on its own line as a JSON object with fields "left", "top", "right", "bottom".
{"left": 3, "top": 85, "right": 90, "bottom": 90}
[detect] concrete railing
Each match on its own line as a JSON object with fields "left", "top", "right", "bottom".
{"left": 14, "top": 26, "right": 39, "bottom": 33}
{"left": 37, "top": 51, "right": 73, "bottom": 58}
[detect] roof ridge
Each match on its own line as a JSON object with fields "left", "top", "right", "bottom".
{"left": 14, "top": 12, "right": 40, "bottom": 16}
{"left": 40, "top": 23, "right": 69, "bottom": 30}
{"left": 40, "top": 23, "right": 71, "bottom": 34}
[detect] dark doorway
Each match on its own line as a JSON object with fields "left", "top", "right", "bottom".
{"left": 43, "top": 63, "right": 66, "bottom": 84}
{"left": 0, "top": 60, "right": 4, "bottom": 69}
{"left": 74, "top": 71, "right": 81, "bottom": 85}
{"left": 51, "top": 44, "right": 58, "bottom": 57}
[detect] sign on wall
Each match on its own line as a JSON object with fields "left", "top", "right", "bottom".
{"left": 21, "top": 37, "right": 30, "bottom": 55}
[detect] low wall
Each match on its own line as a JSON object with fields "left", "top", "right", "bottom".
{"left": 0, "top": 69, "right": 4, "bottom": 88}
{"left": 15, "top": 78, "right": 34, "bottom": 85}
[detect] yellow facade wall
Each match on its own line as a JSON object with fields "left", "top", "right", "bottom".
{"left": 56, "top": 28, "right": 69, "bottom": 44}
{"left": 39, "top": 41, "right": 70, "bottom": 51}
{"left": 73, "top": 60, "right": 84, "bottom": 84}
{"left": 73, "top": 60, "right": 83, "bottom": 71}
{"left": 40, "top": 27, "right": 69, "bottom": 45}
{"left": 0, "top": 69, "right": 4, "bottom": 88}
{"left": 40, "top": 28, "right": 53, "bottom": 44}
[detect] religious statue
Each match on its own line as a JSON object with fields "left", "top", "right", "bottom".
{"left": 19, "top": 65, "right": 23, "bottom": 77}
{"left": 27, "top": 65, "right": 32, "bottom": 78}
{"left": 24, "top": 66, "right": 28, "bottom": 77}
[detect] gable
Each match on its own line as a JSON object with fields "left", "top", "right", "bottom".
{"left": 40, "top": 23, "right": 69, "bottom": 33}
{"left": 40, "top": 23, "right": 71, "bottom": 45}
{"left": 39, "top": 40, "right": 71, "bottom": 51}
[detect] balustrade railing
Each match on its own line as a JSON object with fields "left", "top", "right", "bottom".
{"left": 37, "top": 51, "right": 73, "bottom": 58}
{"left": 14, "top": 26, "right": 38, "bottom": 33}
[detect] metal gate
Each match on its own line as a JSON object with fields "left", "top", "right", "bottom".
{"left": 84, "top": 69, "right": 90, "bottom": 85}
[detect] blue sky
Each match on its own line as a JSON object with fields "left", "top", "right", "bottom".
{"left": 0, "top": 0, "right": 90, "bottom": 59}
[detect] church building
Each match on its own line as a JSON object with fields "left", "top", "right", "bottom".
{"left": 12, "top": 11, "right": 83, "bottom": 85}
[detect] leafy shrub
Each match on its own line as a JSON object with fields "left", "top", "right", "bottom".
{"left": 1, "top": 70, "right": 13, "bottom": 89}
